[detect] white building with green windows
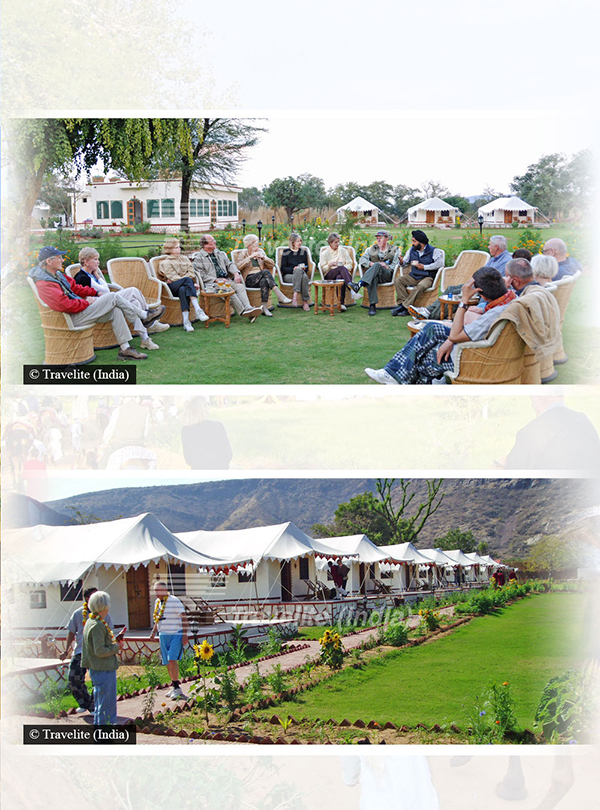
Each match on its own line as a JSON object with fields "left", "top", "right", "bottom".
{"left": 73, "top": 177, "right": 241, "bottom": 231}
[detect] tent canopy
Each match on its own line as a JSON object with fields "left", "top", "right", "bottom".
{"left": 382, "top": 542, "right": 432, "bottom": 565}
{"left": 407, "top": 196, "right": 460, "bottom": 213}
{"left": 419, "top": 548, "right": 458, "bottom": 566}
{"left": 336, "top": 196, "right": 379, "bottom": 213}
{"left": 4, "top": 513, "right": 235, "bottom": 586}
{"left": 176, "top": 521, "right": 344, "bottom": 565}
{"left": 311, "top": 534, "right": 390, "bottom": 564}
{"left": 478, "top": 196, "right": 535, "bottom": 213}
{"left": 444, "top": 549, "right": 476, "bottom": 566}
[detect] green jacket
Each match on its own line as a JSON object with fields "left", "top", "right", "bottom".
{"left": 81, "top": 617, "right": 120, "bottom": 671}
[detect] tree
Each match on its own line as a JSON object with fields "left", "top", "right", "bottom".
{"left": 4, "top": 118, "right": 192, "bottom": 275}
{"left": 326, "top": 182, "right": 367, "bottom": 209}
{"left": 263, "top": 174, "right": 328, "bottom": 222}
{"left": 363, "top": 181, "right": 394, "bottom": 213}
{"left": 435, "top": 527, "right": 477, "bottom": 554}
{"left": 525, "top": 535, "right": 579, "bottom": 579}
{"left": 477, "top": 541, "right": 490, "bottom": 556}
{"left": 443, "top": 195, "right": 472, "bottom": 215}
{"left": 510, "top": 153, "right": 579, "bottom": 219}
{"left": 391, "top": 184, "right": 422, "bottom": 219}
{"left": 312, "top": 478, "right": 444, "bottom": 546}
{"left": 149, "top": 118, "right": 265, "bottom": 232}
{"left": 38, "top": 173, "right": 75, "bottom": 223}
{"left": 239, "top": 186, "right": 265, "bottom": 211}
{"left": 421, "top": 180, "right": 449, "bottom": 199}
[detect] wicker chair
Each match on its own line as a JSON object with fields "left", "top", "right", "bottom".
{"left": 439, "top": 250, "right": 490, "bottom": 289}
{"left": 64, "top": 263, "right": 120, "bottom": 350}
{"left": 146, "top": 255, "right": 199, "bottom": 326}
{"left": 358, "top": 262, "right": 400, "bottom": 309}
{"left": 446, "top": 319, "right": 527, "bottom": 385}
{"left": 401, "top": 248, "right": 447, "bottom": 308}
{"left": 317, "top": 244, "right": 357, "bottom": 307}
{"left": 231, "top": 248, "right": 275, "bottom": 310}
{"left": 28, "top": 277, "right": 96, "bottom": 366}
{"left": 107, "top": 257, "right": 162, "bottom": 308}
{"left": 274, "top": 245, "right": 315, "bottom": 306}
{"left": 550, "top": 270, "right": 580, "bottom": 364}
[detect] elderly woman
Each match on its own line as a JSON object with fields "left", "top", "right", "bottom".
{"left": 75, "top": 247, "right": 166, "bottom": 350}
{"left": 234, "top": 234, "right": 292, "bottom": 316}
{"left": 280, "top": 233, "right": 311, "bottom": 311}
{"left": 531, "top": 253, "right": 559, "bottom": 285}
{"left": 81, "top": 590, "right": 125, "bottom": 725}
{"left": 321, "top": 232, "right": 355, "bottom": 312}
{"left": 156, "top": 239, "right": 208, "bottom": 332}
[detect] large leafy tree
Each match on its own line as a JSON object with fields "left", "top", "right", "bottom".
{"left": 391, "top": 184, "right": 422, "bottom": 218}
{"left": 509, "top": 151, "right": 592, "bottom": 219}
{"left": 362, "top": 181, "right": 394, "bottom": 213}
{"left": 524, "top": 535, "right": 580, "bottom": 578}
{"left": 239, "top": 186, "right": 266, "bottom": 211}
{"left": 149, "top": 118, "right": 265, "bottom": 232}
{"left": 5, "top": 118, "right": 192, "bottom": 275}
{"left": 263, "top": 174, "right": 328, "bottom": 222}
{"left": 435, "top": 527, "right": 477, "bottom": 553}
{"left": 421, "top": 179, "right": 450, "bottom": 199}
{"left": 312, "top": 478, "right": 444, "bottom": 546}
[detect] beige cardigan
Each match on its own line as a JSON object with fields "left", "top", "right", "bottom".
{"left": 234, "top": 249, "right": 275, "bottom": 282}
{"left": 321, "top": 245, "right": 354, "bottom": 273}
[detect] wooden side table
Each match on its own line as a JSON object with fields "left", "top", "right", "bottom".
{"left": 438, "top": 295, "right": 459, "bottom": 320}
{"left": 313, "top": 279, "right": 344, "bottom": 315}
{"left": 198, "top": 288, "right": 235, "bottom": 328}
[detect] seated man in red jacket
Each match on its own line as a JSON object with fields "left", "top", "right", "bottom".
{"left": 29, "top": 247, "right": 164, "bottom": 360}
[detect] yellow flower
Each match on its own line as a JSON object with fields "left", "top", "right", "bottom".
{"left": 196, "top": 639, "right": 214, "bottom": 661}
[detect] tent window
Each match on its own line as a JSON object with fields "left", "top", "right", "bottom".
{"left": 441, "top": 210, "right": 449, "bottom": 216}
{"left": 381, "top": 570, "right": 392, "bottom": 579}
{"left": 518, "top": 210, "right": 527, "bottom": 216}
{"left": 210, "top": 572, "right": 226, "bottom": 588}
{"left": 60, "top": 580, "right": 83, "bottom": 601}
{"left": 167, "top": 564, "right": 186, "bottom": 595}
{"left": 30, "top": 590, "right": 47, "bottom": 609}
{"left": 237, "top": 570, "right": 256, "bottom": 583}
{"left": 298, "top": 558, "right": 309, "bottom": 580}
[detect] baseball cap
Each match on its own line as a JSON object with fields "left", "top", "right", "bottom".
{"left": 38, "top": 246, "right": 68, "bottom": 263}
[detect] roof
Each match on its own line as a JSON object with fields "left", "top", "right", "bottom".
{"left": 418, "top": 548, "right": 459, "bottom": 566}
{"left": 4, "top": 513, "right": 233, "bottom": 586}
{"left": 337, "top": 196, "right": 379, "bottom": 213}
{"left": 311, "top": 534, "right": 390, "bottom": 564}
{"left": 380, "top": 542, "right": 432, "bottom": 565}
{"left": 478, "top": 196, "right": 535, "bottom": 213}
{"left": 406, "top": 196, "right": 460, "bottom": 213}
{"left": 444, "top": 549, "right": 477, "bottom": 566}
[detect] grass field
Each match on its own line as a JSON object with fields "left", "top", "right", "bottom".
{"left": 277, "top": 592, "right": 587, "bottom": 729}
{"left": 6, "top": 264, "right": 598, "bottom": 385}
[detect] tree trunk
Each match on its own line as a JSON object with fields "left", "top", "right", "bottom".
{"left": 3, "top": 162, "right": 47, "bottom": 283}
{"left": 180, "top": 163, "right": 192, "bottom": 234}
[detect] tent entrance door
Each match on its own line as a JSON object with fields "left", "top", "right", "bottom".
{"left": 280, "top": 561, "right": 292, "bottom": 602}
{"left": 126, "top": 565, "right": 150, "bottom": 629}
{"left": 426, "top": 210, "right": 435, "bottom": 224}
{"left": 504, "top": 210, "right": 513, "bottom": 224}
{"left": 359, "top": 563, "right": 367, "bottom": 595}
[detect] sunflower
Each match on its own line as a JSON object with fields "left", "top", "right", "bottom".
{"left": 195, "top": 639, "right": 214, "bottom": 662}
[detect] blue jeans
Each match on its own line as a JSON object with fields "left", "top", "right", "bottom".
{"left": 90, "top": 669, "right": 117, "bottom": 725}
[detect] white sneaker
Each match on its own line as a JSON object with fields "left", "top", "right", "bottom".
{"left": 75, "top": 707, "right": 88, "bottom": 714}
{"left": 170, "top": 686, "right": 186, "bottom": 700}
{"left": 140, "top": 337, "right": 160, "bottom": 350}
{"left": 340, "top": 304, "right": 347, "bottom": 312}
{"left": 406, "top": 305, "right": 431, "bottom": 320}
{"left": 350, "top": 288, "right": 363, "bottom": 300}
{"left": 262, "top": 308, "right": 273, "bottom": 317}
{"left": 195, "top": 308, "right": 209, "bottom": 322}
{"left": 183, "top": 322, "right": 194, "bottom": 332}
{"left": 365, "top": 367, "right": 400, "bottom": 385}
{"left": 280, "top": 295, "right": 293, "bottom": 304}
{"left": 148, "top": 321, "right": 170, "bottom": 334}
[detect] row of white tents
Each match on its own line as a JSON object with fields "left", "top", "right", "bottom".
{"left": 5, "top": 515, "right": 509, "bottom": 630}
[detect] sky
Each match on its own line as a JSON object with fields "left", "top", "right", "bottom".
{"left": 234, "top": 112, "right": 594, "bottom": 196}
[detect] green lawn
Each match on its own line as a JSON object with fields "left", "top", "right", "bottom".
{"left": 6, "top": 269, "right": 597, "bottom": 385}
{"left": 278, "top": 593, "right": 586, "bottom": 729}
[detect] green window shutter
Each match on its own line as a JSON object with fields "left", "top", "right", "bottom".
{"left": 232, "top": 200, "right": 237, "bottom": 216}
{"left": 204, "top": 199, "right": 210, "bottom": 216}
{"left": 147, "top": 199, "right": 160, "bottom": 218}
{"left": 96, "top": 201, "right": 109, "bottom": 219}
{"left": 162, "top": 198, "right": 175, "bottom": 217}
{"left": 110, "top": 200, "right": 123, "bottom": 219}
{"left": 189, "top": 199, "right": 196, "bottom": 217}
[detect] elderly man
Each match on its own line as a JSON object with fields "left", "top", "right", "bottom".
{"left": 365, "top": 267, "right": 516, "bottom": 384}
{"left": 349, "top": 230, "right": 400, "bottom": 315}
{"left": 542, "top": 238, "right": 581, "bottom": 281}
{"left": 390, "top": 230, "right": 445, "bottom": 316}
{"left": 150, "top": 581, "right": 189, "bottom": 700}
{"left": 504, "top": 257, "right": 541, "bottom": 296}
{"left": 29, "top": 247, "right": 164, "bottom": 360}
{"left": 485, "top": 235, "right": 511, "bottom": 275}
{"left": 192, "top": 234, "right": 261, "bottom": 320}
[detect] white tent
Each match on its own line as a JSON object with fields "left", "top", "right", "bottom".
{"left": 477, "top": 196, "right": 536, "bottom": 225}
{"left": 312, "top": 534, "right": 391, "bottom": 564}
{"left": 406, "top": 197, "right": 460, "bottom": 226}
{"left": 336, "top": 196, "right": 379, "bottom": 224}
{"left": 4, "top": 513, "right": 231, "bottom": 586}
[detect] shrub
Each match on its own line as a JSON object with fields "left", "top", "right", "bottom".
{"left": 133, "top": 220, "right": 152, "bottom": 233}
{"left": 459, "top": 232, "right": 489, "bottom": 252}
{"left": 383, "top": 621, "right": 409, "bottom": 646}
{"left": 94, "top": 237, "right": 123, "bottom": 269}
{"left": 244, "top": 666, "right": 264, "bottom": 704}
{"left": 319, "top": 628, "right": 345, "bottom": 670}
{"left": 267, "top": 663, "right": 288, "bottom": 694}
{"left": 535, "top": 669, "right": 593, "bottom": 743}
{"left": 77, "top": 227, "right": 104, "bottom": 239}
{"left": 516, "top": 228, "right": 544, "bottom": 255}
{"left": 418, "top": 607, "right": 441, "bottom": 631}
{"left": 213, "top": 665, "right": 240, "bottom": 713}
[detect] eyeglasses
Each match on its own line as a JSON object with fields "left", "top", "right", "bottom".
{"left": 542, "top": 249, "right": 553, "bottom": 254}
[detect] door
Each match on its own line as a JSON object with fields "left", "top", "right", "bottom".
{"left": 280, "top": 560, "right": 292, "bottom": 602}
{"left": 210, "top": 199, "right": 217, "bottom": 225}
{"left": 504, "top": 210, "right": 513, "bottom": 224}
{"left": 426, "top": 210, "right": 435, "bottom": 224}
{"left": 359, "top": 563, "right": 367, "bottom": 595}
{"left": 127, "top": 198, "right": 143, "bottom": 226}
{"left": 126, "top": 566, "right": 150, "bottom": 629}
{"left": 167, "top": 563, "right": 186, "bottom": 595}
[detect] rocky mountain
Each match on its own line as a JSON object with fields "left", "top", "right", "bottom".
{"left": 13, "top": 477, "right": 595, "bottom": 559}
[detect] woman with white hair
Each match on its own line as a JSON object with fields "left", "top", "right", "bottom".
{"left": 81, "top": 590, "right": 125, "bottom": 725}
{"left": 234, "top": 234, "right": 291, "bottom": 316}
{"left": 321, "top": 232, "right": 355, "bottom": 311}
{"left": 75, "top": 247, "right": 167, "bottom": 350}
{"left": 156, "top": 239, "right": 209, "bottom": 332}
{"left": 531, "top": 253, "right": 559, "bottom": 285}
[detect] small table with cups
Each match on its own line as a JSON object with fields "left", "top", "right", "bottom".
{"left": 198, "top": 282, "right": 235, "bottom": 328}
{"left": 313, "top": 279, "right": 344, "bottom": 316}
